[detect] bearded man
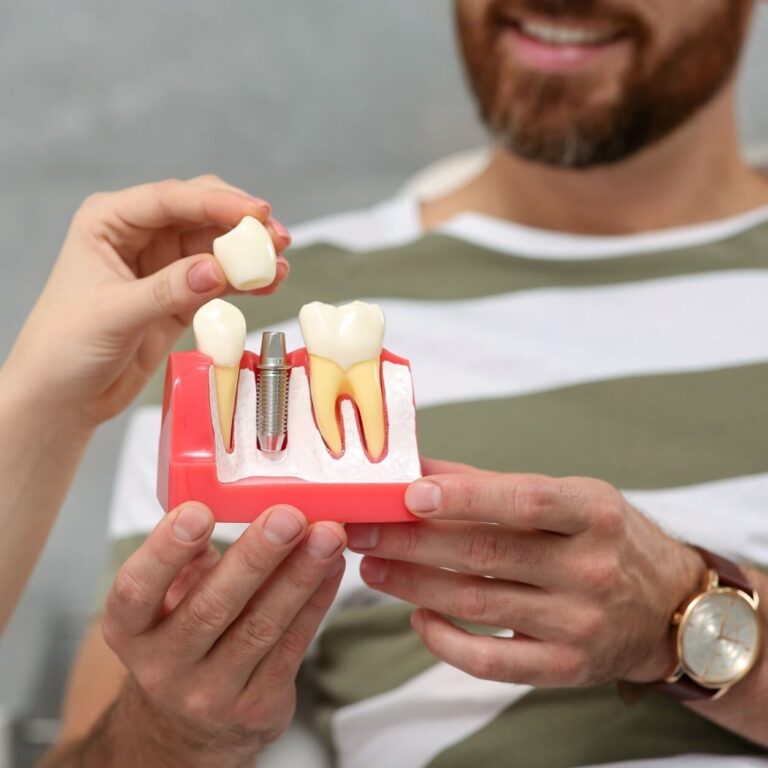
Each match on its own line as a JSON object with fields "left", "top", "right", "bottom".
{"left": 43, "top": 2, "right": 768, "bottom": 766}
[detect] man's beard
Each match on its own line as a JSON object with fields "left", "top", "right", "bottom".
{"left": 457, "top": 0, "right": 751, "bottom": 169}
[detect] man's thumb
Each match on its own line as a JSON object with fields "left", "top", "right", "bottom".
{"left": 120, "top": 255, "right": 226, "bottom": 330}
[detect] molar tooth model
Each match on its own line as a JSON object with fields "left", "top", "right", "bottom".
{"left": 299, "top": 301, "right": 386, "bottom": 460}
{"left": 157, "top": 299, "right": 422, "bottom": 523}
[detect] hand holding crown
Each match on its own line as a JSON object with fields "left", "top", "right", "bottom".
{"left": 2, "top": 176, "right": 289, "bottom": 431}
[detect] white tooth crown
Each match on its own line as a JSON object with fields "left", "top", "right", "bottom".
{"left": 193, "top": 299, "right": 246, "bottom": 366}
{"left": 213, "top": 216, "right": 277, "bottom": 291}
{"left": 299, "top": 301, "right": 384, "bottom": 370}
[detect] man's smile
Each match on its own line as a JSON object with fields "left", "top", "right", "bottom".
{"left": 494, "top": 9, "right": 632, "bottom": 73}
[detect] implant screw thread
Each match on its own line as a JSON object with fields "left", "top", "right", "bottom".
{"left": 257, "top": 368, "right": 289, "bottom": 450}
{"left": 257, "top": 331, "right": 290, "bottom": 453}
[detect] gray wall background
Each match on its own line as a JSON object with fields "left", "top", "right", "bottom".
{"left": 1, "top": 0, "right": 767, "bottom": 740}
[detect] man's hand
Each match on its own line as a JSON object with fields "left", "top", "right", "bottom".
{"left": 97, "top": 502, "right": 345, "bottom": 768}
{"left": 347, "top": 467, "right": 705, "bottom": 687}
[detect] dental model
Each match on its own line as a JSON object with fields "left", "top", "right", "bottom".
{"left": 299, "top": 301, "right": 386, "bottom": 460}
{"left": 159, "top": 299, "right": 421, "bottom": 523}
{"left": 192, "top": 299, "right": 246, "bottom": 450}
{"left": 213, "top": 216, "right": 277, "bottom": 290}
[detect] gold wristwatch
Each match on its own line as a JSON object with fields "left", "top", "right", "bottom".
{"left": 652, "top": 546, "right": 761, "bottom": 701}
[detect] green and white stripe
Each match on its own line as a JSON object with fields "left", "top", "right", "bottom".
{"left": 105, "top": 197, "right": 768, "bottom": 767}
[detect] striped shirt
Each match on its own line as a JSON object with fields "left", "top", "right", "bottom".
{"left": 107, "top": 197, "right": 768, "bottom": 768}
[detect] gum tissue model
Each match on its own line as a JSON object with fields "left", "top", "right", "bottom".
{"left": 157, "top": 217, "right": 421, "bottom": 523}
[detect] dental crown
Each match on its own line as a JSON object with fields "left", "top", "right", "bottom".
{"left": 299, "top": 301, "right": 385, "bottom": 371}
{"left": 213, "top": 216, "right": 277, "bottom": 291}
{"left": 193, "top": 299, "right": 246, "bottom": 366}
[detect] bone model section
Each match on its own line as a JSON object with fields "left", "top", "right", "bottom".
{"left": 193, "top": 299, "right": 246, "bottom": 450}
{"left": 214, "top": 361, "right": 420, "bottom": 484}
{"left": 299, "top": 301, "right": 386, "bottom": 460}
{"left": 213, "top": 216, "right": 276, "bottom": 290}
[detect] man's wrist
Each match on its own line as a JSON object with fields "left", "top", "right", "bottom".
{"left": 100, "top": 678, "right": 261, "bottom": 768}
{"left": 626, "top": 540, "right": 706, "bottom": 684}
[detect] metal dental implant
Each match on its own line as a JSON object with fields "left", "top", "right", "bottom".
{"left": 256, "top": 331, "right": 291, "bottom": 453}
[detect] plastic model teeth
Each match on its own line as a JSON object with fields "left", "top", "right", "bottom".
{"left": 298, "top": 300, "right": 386, "bottom": 460}
{"left": 193, "top": 299, "right": 246, "bottom": 450}
{"left": 213, "top": 216, "right": 277, "bottom": 290}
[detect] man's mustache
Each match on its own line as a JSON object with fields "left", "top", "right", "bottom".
{"left": 488, "top": 0, "right": 646, "bottom": 30}
{"left": 497, "top": 0, "right": 603, "bottom": 16}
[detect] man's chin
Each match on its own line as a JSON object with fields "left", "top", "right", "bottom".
{"left": 490, "top": 105, "right": 636, "bottom": 169}
{"left": 495, "top": 135, "right": 623, "bottom": 170}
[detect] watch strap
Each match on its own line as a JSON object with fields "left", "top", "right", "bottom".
{"left": 692, "top": 545, "right": 753, "bottom": 594}
{"left": 649, "top": 676, "right": 718, "bottom": 701}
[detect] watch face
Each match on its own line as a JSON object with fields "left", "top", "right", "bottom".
{"left": 680, "top": 589, "right": 760, "bottom": 687}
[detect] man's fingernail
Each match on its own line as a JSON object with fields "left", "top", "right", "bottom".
{"left": 307, "top": 525, "right": 344, "bottom": 559}
{"left": 346, "top": 524, "right": 380, "bottom": 550}
{"left": 173, "top": 504, "right": 212, "bottom": 542}
{"left": 187, "top": 260, "right": 222, "bottom": 293}
{"left": 263, "top": 506, "right": 304, "bottom": 545}
{"left": 405, "top": 481, "right": 441, "bottom": 515}
{"left": 271, "top": 218, "right": 290, "bottom": 239}
{"left": 360, "top": 556, "right": 388, "bottom": 585}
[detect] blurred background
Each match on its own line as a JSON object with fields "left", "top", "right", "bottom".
{"left": 0, "top": 2, "right": 767, "bottom": 765}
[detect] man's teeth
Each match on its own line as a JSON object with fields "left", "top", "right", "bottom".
{"left": 193, "top": 299, "right": 246, "bottom": 450}
{"left": 519, "top": 19, "right": 615, "bottom": 46}
{"left": 299, "top": 301, "right": 386, "bottom": 460}
{"left": 213, "top": 216, "right": 276, "bottom": 291}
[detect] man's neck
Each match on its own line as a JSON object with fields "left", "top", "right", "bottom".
{"left": 422, "top": 85, "right": 768, "bottom": 236}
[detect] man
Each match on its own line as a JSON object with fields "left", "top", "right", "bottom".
{"left": 43, "top": 0, "right": 768, "bottom": 766}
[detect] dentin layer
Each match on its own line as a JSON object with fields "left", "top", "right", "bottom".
{"left": 193, "top": 298, "right": 246, "bottom": 450}
{"left": 299, "top": 301, "right": 386, "bottom": 460}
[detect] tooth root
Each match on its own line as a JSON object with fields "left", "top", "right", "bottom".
{"left": 308, "top": 355, "right": 346, "bottom": 456}
{"left": 307, "top": 354, "right": 386, "bottom": 460}
{"left": 214, "top": 365, "right": 239, "bottom": 451}
{"left": 345, "top": 358, "right": 386, "bottom": 460}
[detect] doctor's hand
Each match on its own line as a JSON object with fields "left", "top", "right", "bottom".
{"left": 2, "top": 176, "right": 290, "bottom": 433}
{"left": 347, "top": 464, "right": 705, "bottom": 687}
{"left": 99, "top": 502, "right": 345, "bottom": 768}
